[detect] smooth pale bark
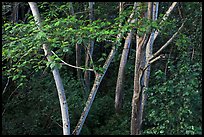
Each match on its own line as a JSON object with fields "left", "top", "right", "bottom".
{"left": 84, "top": 2, "right": 95, "bottom": 92}
{"left": 115, "top": 2, "right": 137, "bottom": 113}
{"left": 28, "top": 2, "right": 70, "bottom": 135}
{"left": 153, "top": 2, "right": 177, "bottom": 42}
{"left": 144, "top": 2, "right": 159, "bottom": 88}
{"left": 72, "top": 43, "right": 120, "bottom": 135}
{"left": 115, "top": 30, "right": 133, "bottom": 113}
{"left": 72, "top": 3, "right": 124, "bottom": 134}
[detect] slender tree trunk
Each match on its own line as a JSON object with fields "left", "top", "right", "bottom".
{"left": 72, "top": 44, "right": 120, "bottom": 135}
{"left": 76, "top": 43, "right": 83, "bottom": 82}
{"left": 12, "top": 2, "right": 19, "bottom": 23}
{"left": 69, "top": 3, "right": 82, "bottom": 82}
{"left": 115, "top": 31, "right": 133, "bottom": 113}
{"left": 115, "top": 2, "right": 137, "bottom": 113}
{"left": 84, "top": 2, "right": 94, "bottom": 92}
{"left": 28, "top": 2, "right": 70, "bottom": 135}
{"left": 72, "top": 3, "right": 124, "bottom": 134}
{"left": 69, "top": 2, "right": 85, "bottom": 95}
{"left": 69, "top": 2, "right": 75, "bottom": 15}
{"left": 69, "top": 2, "right": 87, "bottom": 98}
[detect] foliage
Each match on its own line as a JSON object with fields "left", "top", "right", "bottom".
{"left": 2, "top": 2, "right": 202, "bottom": 135}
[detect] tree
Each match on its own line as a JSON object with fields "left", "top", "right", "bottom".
{"left": 115, "top": 2, "right": 137, "bottom": 113}
{"left": 84, "top": 2, "right": 95, "bottom": 92}
{"left": 2, "top": 2, "right": 201, "bottom": 135}
{"left": 28, "top": 2, "right": 70, "bottom": 135}
{"left": 130, "top": 2, "right": 185, "bottom": 134}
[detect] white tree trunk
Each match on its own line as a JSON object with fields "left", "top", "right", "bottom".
{"left": 28, "top": 2, "right": 70, "bottom": 135}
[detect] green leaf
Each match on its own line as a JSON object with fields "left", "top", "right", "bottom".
{"left": 98, "top": 58, "right": 104, "bottom": 62}
{"left": 50, "top": 62, "right": 56, "bottom": 70}
{"left": 160, "top": 130, "right": 164, "bottom": 134}
{"left": 54, "top": 21, "right": 60, "bottom": 26}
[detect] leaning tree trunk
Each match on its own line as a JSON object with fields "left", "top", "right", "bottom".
{"left": 115, "top": 2, "right": 137, "bottom": 113}
{"left": 72, "top": 40, "right": 121, "bottom": 135}
{"left": 84, "top": 2, "right": 95, "bottom": 92}
{"left": 28, "top": 2, "right": 70, "bottom": 135}
{"left": 72, "top": 3, "right": 125, "bottom": 134}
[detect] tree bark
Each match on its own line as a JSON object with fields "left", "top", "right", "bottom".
{"left": 72, "top": 3, "right": 124, "bottom": 134}
{"left": 84, "top": 2, "right": 95, "bottom": 92}
{"left": 115, "top": 2, "right": 137, "bottom": 113}
{"left": 130, "top": 2, "right": 180, "bottom": 135}
{"left": 135, "top": 3, "right": 159, "bottom": 135}
{"left": 28, "top": 2, "right": 70, "bottom": 135}
{"left": 69, "top": 2, "right": 75, "bottom": 15}
{"left": 153, "top": 2, "right": 177, "bottom": 42}
{"left": 131, "top": 34, "right": 144, "bottom": 135}
{"left": 72, "top": 45, "right": 120, "bottom": 135}
{"left": 115, "top": 30, "right": 133, "bottom": 113}
{"left": 12, "top": 2, "right": 19, "bottom": 23}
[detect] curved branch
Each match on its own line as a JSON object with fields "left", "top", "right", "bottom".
{"left": 51, "top": 51, "right": 95, "bottom": 72}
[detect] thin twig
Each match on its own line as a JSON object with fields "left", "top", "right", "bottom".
{"left": 51, "top": 51, "right": 94, "bottom": 72}
{"left": 2, "top": 78, "right": 9, "bottom": 95}
{"left": 143, "top": 55, "right": 163, "bottom": 72}
{"left": 50, "top": 116, "right": 63, "bottom": 129}
{"left": 2, "top": 83, "right": 22, "bottom": 116}
{"left": 165, "top": 46, "right": 173, "bottom": 75}
{"left": 83, "top": 44, "right": 97, "bottom": 75}
{"left": 191, "top": 47, "right": 194, "bottom": 61}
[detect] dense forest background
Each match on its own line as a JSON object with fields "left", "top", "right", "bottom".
{"left": 2, "top": 2, "right": 202, "bottom": 135}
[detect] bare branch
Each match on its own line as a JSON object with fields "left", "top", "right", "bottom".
{"left": 51, "top": 51, "right": 95, "bottom": 72}
{"left": 150, "top": 21, "right": 185, "bottom": 61}
{"left": 153, "top": 2, "right": 177, "bottom": 42}
{"left": 127, "top": 2, "right": 137, "bottom": 23}
{"left": 83, "top": 45, "right": 97, "bottom": 74}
